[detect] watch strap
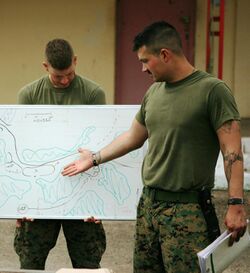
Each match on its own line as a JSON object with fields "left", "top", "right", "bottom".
{"left": 92, "top": 152, "right": 101, "bottom": 166}
{"left": 227, "top": 198, "right": 245, "bottom": 205}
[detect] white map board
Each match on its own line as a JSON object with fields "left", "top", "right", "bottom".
{"left": 0, "top": 105, "right": 249, "bottom": 220}
{"left": 0, "top": 105, "right": 144, "bottom": 220}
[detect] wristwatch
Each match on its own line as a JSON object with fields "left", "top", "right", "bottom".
{"left": 92, "top": 152, "right": 101, "bottom": 166}
{"left": 227, "top": 198, "right": 245, "bottom": 205}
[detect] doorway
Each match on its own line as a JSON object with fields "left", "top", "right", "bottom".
{"left": 115, "top": 0, "right": 196, "bottom": 104}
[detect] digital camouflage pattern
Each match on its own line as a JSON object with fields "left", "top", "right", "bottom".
{"left": 14, "top": 219, "right": 106, "bottom": 269}
{"left": 134, "top": 191, "right": 210, "bottom": 273}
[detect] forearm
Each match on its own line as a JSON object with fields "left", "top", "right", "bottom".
{"left": 99, "top": 130, "right": 144, "bottom": 164}
{"left": 62, "top": 119, "right": 148, "bottom": 177}
{"left": 217, "top": 120, "right": 247, "bottom": 243}
{"left": 98, "top": 118, "right": 148, "bottom": 164}
{"left": 217, "top": 120, "right": 244, "bottom": 198}
{"left": 223, "top": 149, "right": 244, "bottom": 198}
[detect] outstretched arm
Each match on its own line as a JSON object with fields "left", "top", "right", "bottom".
{"left": 217, "top": 120, "right": 247, "bottom": 245}
{"left": 62, "top": 118, "right": 148, "bottom": 176}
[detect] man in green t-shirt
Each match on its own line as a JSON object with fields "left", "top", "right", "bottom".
{"left": 62, "top": 22, "right": 247, "bottom": 273}
{"left": 14, "top": 39, "right": 106, "bottom": 269}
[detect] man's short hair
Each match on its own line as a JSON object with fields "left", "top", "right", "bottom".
{"left": 133, "top": 21, "right": 183, "bottom": 55}
{"left": 45, "top": 39, "right": 74, "bottom": 70}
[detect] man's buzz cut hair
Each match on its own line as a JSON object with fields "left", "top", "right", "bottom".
{"left": 45, "top": 38, "right": 74, "bottom": 70}
{"left": 133, "top": 21, "right": 183, "bottom": 55}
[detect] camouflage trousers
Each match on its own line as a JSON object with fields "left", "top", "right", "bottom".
{"left": 14, "top": 219, "right": 106, "bottom": 269}
{"left": 134, "top": 190, "right": 210, "bottom": 273}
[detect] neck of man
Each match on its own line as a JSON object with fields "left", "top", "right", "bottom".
{"left": 166, "top": 56, "right": 195, "bottom": 83}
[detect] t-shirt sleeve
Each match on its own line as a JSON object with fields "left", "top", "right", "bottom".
{"left": 135, "top": 93, "right": 148, "bottom": 126}
{"left": 135, "top": 86, "right": 153, "bottom": 126}
{"left": 207, "top": 82, "right": 240, "bottom": 131}
{"left": 136, "top": 104, "right": 145, "bottom": 126}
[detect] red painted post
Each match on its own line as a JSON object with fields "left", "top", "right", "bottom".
{"left": 206, "top": 0, "right": 211, "bottom": 72}
{"left": 218, "top": 0, "right": 225, "bottom": 79}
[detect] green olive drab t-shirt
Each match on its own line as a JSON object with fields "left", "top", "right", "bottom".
{"left": 18, "top": 75, "right": 106, "bottom": 105}
{"left": 136, "top": 70, "right": 240, "bottom": 192}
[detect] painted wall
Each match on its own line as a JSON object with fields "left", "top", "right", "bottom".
{"left": 0, "top": 0, "right": 249, "bottom": 117}
{"left": 0, "top": 0, "right": 115, "bottom": 104}
{"left": 234, "top": 0, "right": 250, "bottom": 118}
{"left": 195, "top": 0, "right": 250, "bottom": 118}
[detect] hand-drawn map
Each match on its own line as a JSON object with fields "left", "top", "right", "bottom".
{"left": 0, "top": 105, "right": 249, "bottom": 220}
{"left": 0, "top": 105, "right": 145, "bottom": 220}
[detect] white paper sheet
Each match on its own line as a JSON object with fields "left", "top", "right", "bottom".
{"left": 197, "top": 222, "right": 250, "bottom": 273}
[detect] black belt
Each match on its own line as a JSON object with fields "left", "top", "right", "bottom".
{"left": 143, "top": 186, "right": 199, "bottom": 203}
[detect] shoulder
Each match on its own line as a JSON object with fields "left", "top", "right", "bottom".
{"left": 188, "top": 71, "right": 233, "bottom": 101}
{"left": 75, "top": 75, "right": 103, "bottom": 92}
{"left": 195, "top": 70, "right": 225, "bottom": 90}
{"left": 19, "top": 76, "right": 48, "bottom": 94}
{"left": 18, "top": 76, "right": 48, "bottom": 104}
{"left": 146, "top": 82, "right": 164, "bottom": 95}
{"left": 75, "top": 75, "right": 106, "bottom": 104}
{"left": 205, "top": 75, "right": 234, "bottom": 101}
{"left": 142, "top": 82, "right": 165, "bottom": 102}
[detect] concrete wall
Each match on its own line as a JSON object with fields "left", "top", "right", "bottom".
{"left": 0, "top": 0, "right": 115, "bottom": 104}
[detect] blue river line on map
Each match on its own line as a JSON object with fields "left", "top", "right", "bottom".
{"left": 0, "top": 107, "right": 144, "bottom": 219}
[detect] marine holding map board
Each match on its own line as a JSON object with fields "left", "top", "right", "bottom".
{"left": 62, "top": 21, "right": 247, "bottom": 273}
{"left": 14, "top": 39, "right": 106, "bottom": 269}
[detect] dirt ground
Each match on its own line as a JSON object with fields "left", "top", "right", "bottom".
{"left": 0, "top": 191, "right": 249, "bottom": 273}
